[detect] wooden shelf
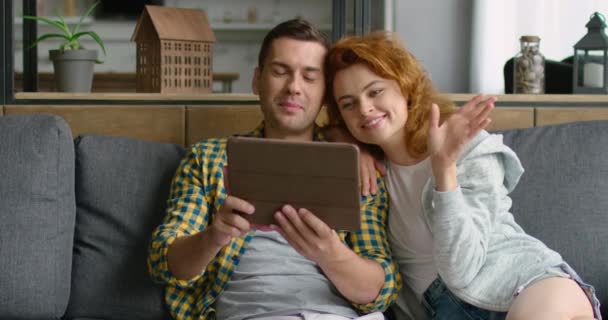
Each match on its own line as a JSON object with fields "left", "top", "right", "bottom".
{"left": 14, "top": 92, "right": 257, "bottom": 102}
{"left": 15, "top": 72, "right": 240, "bottom": 94}
{"left": 13, "top": 92, "right": 608, "bottom": 107}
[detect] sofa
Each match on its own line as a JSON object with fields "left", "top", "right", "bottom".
{"left": 0, "top": 112, "right": 605, "bottom": 319}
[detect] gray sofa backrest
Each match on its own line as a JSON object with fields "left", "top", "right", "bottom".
{"left": 0, "top": 114, "right": 75, "bottom": 319}
{"left": 500, "top": 120, "right": 607, "bottom": 317}
{"left": 64, "top": 133, "right": 184, "bottom": 319}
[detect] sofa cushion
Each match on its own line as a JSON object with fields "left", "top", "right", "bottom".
{"left": 500, "top": 120, "right": 607, "bottom": 317}
{"left": 64, "top": 134, "right": 184, "bottom": 320}
{"left": 0, "top": 114, "right": 75, "bottom": 319}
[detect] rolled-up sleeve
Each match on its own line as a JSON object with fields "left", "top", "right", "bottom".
{"left": 346, "top": 175, "right": 402, "bottom": 313}
{"left": 147, "top": 147, "right": 210, "bottom": 287}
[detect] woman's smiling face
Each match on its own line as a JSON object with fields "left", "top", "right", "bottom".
{"left": 332, "top": 63, "right": 409, "bottom": 149}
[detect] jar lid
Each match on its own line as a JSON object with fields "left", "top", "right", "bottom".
{"left": 520, "top": 35, "right": 541, "bottom": 42}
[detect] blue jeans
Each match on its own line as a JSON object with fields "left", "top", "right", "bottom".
{"left": 423, "top": 278, "right": 506, "bottom": 320}
{"left": 423, "top": 263, "right": 602, "bottom": 320}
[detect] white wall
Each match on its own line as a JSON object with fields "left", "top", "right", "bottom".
{"left": 392, "top": 0, "right": 473, "bottom": 93}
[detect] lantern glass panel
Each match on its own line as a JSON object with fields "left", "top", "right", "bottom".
{"left": 575, "top": 49, "right": 606, "bottom": 88}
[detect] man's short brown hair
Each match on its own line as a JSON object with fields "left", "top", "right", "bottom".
{"left": 257, "top": 18, "right": 329, "bottom": 69}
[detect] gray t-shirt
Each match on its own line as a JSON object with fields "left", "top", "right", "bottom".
{"left": 215, "top": 230, "right": 358, "bottom": 320}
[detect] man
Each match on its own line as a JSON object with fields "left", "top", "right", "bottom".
{"left": 148, "top": 19, "right": 401, "bottom": 320}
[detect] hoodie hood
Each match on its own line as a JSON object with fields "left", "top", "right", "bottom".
{"left": 458, "top": 130, "right": 524, "bottom": 193}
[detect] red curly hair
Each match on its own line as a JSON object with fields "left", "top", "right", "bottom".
{"left": 325, "top": 32, "right": 456, "bottom": 159}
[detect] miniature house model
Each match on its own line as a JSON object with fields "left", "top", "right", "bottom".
{"left": 131, "top": 5, "right": 216, "bottom": 93}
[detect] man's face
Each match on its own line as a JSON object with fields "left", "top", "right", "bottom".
{"left": 252, "top": 37, "right": 327, "bottom": 139}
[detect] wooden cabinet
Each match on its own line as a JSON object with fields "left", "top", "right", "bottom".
{"left": 449, "top": 94, "right": 608, "bottom": 127}
{"left": 536, "top": 108, "right": 608, "bottom": 126}
{"left": 5, "top": 94, "right": 608, "bottom": 146}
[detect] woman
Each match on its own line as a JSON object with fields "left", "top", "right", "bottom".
{"left": 324, "top": 32, "right": 601, "bottom": 320}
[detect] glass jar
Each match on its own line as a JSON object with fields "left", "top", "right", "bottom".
{"left": 513, "top": 35, "right": 545, "bottom": 94}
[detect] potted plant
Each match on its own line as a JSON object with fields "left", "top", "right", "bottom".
{"left": 24, "top": 1, "right": 106, "bottom": 93}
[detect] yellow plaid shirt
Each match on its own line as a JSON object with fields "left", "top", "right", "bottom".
{"left": 148, "top": 123, "right": 401, "bottom": 320}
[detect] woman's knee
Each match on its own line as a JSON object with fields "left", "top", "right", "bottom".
{"left": 506, "top": 277, "right": 593, "bottom": 320}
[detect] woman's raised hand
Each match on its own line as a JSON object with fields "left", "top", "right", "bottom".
{"left": 428, "top": 95, "right": 496, "bottom": 173}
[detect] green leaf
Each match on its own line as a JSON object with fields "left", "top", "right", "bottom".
{"left": 28, "top": 33, "right": 71, "bottom": 49}
{"left": 68, "top": 39, "right": 81, "bottom": 50}
{"left": 83, "top": 0, "right": 100, "bottom": 19}
{"left": 23, "top": 15, "right": 70, "bottom": 35}
{"left": 56, "top": 14, "right": 73, "bottom": 38}
{"left": 73, "top": 31, "right": 106, "bottom": 55}
{"left": 74, "top": 1, "right": 100, "bottom": 35}
{"left": 22, "top": 1, "right": 105, "bottom": 56}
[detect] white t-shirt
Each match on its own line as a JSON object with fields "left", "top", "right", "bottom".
{"left": 386, "top": 158, "right": 437, "bottom": 301}
{"left": 215, "top": 230, "right": 357, "bottom": 320}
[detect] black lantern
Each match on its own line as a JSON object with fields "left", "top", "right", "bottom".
{"left": 573, "top": 12, "right": 608, "bottom": 94}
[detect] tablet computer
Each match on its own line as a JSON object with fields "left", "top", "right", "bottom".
{"left": 226, "top": 137, "right": 361, "bottom": 231}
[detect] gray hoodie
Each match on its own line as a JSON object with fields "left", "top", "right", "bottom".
{"left": 399, "top": 130, "right": 563, "bottom": 315}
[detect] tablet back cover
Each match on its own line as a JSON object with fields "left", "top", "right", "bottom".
{"left": 227, "top": 137, "right": 361, "bottom": 231}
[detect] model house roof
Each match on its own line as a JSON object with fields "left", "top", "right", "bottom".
{"left": 131, "top": 5, "right": 216, "bottom": 43}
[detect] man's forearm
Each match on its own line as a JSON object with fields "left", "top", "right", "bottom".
{"left": 167, "top": 229, "right": 223, "bottom": 280}
{"left": 319, "top": 247, "right": 385, "bottom": 305}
